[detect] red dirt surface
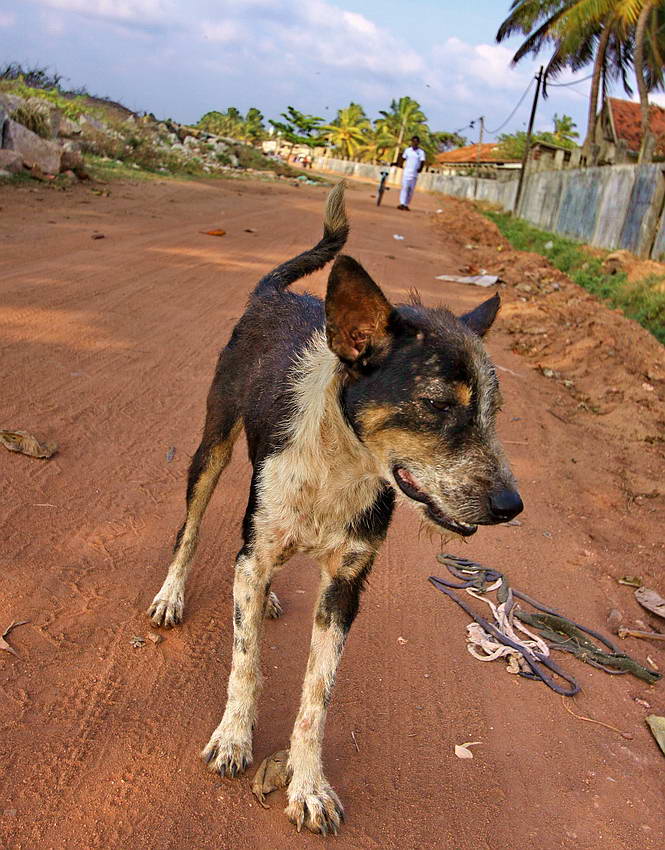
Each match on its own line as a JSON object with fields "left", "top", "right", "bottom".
{"left": 1, "top": 177, "right": 664, "bottom": 850}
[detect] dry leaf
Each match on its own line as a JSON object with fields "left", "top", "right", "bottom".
{"left": 146, "top": 632, "right": 163, "bottom": 645}
{"left": 618, "top": 576, "right": 643, "bottom": 588}
{"left": 202, "top": 229, "right": 226, "bottom": 237}
{"left": 130, "top": 636, "right": 146, "bottom": 648}
{"left": 0, "top": 620, "right": 29, "bottom": 658}
{"left": 397, "top": 636, "right": 408, "bottom": 645}
{"left": 454, "top": 741, "right": 481, "bottom": 759}
{"left": 251, "top": 749, "right": 290, "bottom": 807}
{"left": 635, "top": 587, "right": 665, "bottom": 620}
{"left": 646, "top": 715, "right": 665, "bottom": 757}
{"left": 0, "top": 430, "right": 57, "bottom": 459}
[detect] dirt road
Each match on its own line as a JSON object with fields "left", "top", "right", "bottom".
{"left": 1, "top": 176, "right": 664, "bottom": 850}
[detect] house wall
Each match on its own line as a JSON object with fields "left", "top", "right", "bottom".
{"left": 314, "top": 156, "right": 665, "bottom": 260}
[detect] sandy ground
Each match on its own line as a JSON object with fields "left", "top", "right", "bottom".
{"left": 1, "top": 175, "right": 664, "bottom": 850}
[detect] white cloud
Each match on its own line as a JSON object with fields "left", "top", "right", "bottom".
{"left": 31, "top": 0, "right": 175, "bottom": 26}
{"left": 0, "top": 11, "right": 15, "bottom": 27}
{"left": 431, "top": 37, "right": 532, "bottom": 94}
{"left": 20, "top": 0, "right": 597, "bottom": 134}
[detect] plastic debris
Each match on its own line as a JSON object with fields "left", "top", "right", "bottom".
{"left": 435, "top": 274, "right": 499, "bottom": 287}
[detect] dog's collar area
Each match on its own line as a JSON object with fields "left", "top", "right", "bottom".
{"left": 392, "top": 465, "right": 478, "bottom": 537}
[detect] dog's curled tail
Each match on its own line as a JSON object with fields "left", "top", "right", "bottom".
{"left": 253, "top": 181, "right": 349, "bottom": 296}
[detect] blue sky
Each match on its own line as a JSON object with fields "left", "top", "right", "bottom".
{"left": 1, "top": 0, "right": 655, "bottom": 143}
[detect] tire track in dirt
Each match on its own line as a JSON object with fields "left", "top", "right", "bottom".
{"left": 1, "top": 177, "right": 664, "bottom": 850}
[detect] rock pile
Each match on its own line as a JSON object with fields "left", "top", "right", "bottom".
{"left": 0, "top": 90, "right": 294, "bottom": 181}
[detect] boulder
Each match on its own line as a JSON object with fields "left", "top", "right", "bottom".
{"left": 60, "top": 145, "right": 84, "bottom": 172}
{"left": 3, "top": 119, "right": 61, "bottom": 174}
{"left": 57, "top": 116, "right": 82, "bottom": 138}
{"left": 0, "top": 150, "right": 24, "bottom": 173}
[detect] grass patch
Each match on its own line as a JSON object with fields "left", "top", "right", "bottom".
{"left": 484, "top": 210, "right": 665, "bottom": 344}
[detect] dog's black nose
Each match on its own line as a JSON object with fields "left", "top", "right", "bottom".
{"left": 488, "top": 488, "right": 523, "bottom": 522}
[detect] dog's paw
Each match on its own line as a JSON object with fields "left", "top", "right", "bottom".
{"left": 285, "top": 787, "right": 345, "bottom": 836}
{"left": 147, "top": 591, "right": 184, "bottom": 628}
{"left": 265, "top": 591, "right": 283, "bottom": 619}
{"left": 201, "top": 734, "right": 252, "bottom": 778}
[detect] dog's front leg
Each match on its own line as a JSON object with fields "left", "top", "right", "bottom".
{"left": 285, "top": 550, "right": 374, "bottom": 835}
{"left": 202, "top": 541, "right": 283, "bottom": 777}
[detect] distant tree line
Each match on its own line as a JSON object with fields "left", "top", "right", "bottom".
{"left": 196, "top": 97, "right": 468, "bottom": 163}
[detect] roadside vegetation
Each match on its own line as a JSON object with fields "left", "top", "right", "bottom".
{"left": 484, "top": 209, "right": 665, "bottom": 343}
{"left": 0, "top": 64, "right": 314, "bottom": 183}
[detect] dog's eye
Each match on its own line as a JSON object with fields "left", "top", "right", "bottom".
{"left": 422, "top": 398, "right": 452, "bottom": 413}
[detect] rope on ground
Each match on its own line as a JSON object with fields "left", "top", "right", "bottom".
{"left": 429, "top": 554, "right": 661, "bottom": 696}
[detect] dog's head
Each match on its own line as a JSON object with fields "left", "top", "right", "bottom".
{"left": 326, "top": 254, "right": 523, "bottom": 536}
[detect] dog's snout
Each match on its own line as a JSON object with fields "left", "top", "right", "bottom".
{"left": 488, "top": 488, "right": 523, "bottom": 522}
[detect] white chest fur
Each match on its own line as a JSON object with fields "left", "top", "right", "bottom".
{"left": 255, "top": 331, "right": 383, "bottom": 557}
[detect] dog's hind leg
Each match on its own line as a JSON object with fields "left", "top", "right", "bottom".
{"left": 148, "top": 411, "right": 242, "bottom": 628}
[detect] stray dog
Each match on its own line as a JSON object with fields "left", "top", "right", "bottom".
{"left": 148, "top": 183, "right": 523, "bottom": 834}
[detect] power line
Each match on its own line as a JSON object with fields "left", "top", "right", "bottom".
{"left": 485, "top": 77, "right": 535, "bottom": 136}
{"left": 547, "top": 73, "right": 594, "bottom": 87}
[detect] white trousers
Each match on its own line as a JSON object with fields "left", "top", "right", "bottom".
{"left": 400, "top": 173, "right": 418, "bottom": 206}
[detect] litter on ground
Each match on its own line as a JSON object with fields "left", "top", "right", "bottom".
{"left": 435, "top": 274, "right": 499, "bottom": 287}
{"left": 430, "top": 553, "right": 660, "bottom": 697}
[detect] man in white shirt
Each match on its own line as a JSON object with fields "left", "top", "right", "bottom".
{"left": 397, "top": 135, "right": 426, "bottom": 211}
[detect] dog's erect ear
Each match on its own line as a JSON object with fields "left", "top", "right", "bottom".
{"left": 325, "top": 255, "right": 394, "bottom": 366}
{"left": 460, "top": 292, "right": 500, "bottom": 337}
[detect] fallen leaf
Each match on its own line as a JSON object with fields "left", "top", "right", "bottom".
{"left": 146, "top": 632, "right": 163, "bottom": 645}
{"left": 130, "top": 636, "right": 146, "bottom": 648}
{"left": 646, "top": 715, "right": 665, "bottom": 757}
{"left": 635, "top": 587, "right": 665, "bottom": 620}
{"left": 166, "top": 446, "right": 176, "bottom": 463}
{"left": 0, "top": 620, "right": 29, "bottom": 658}
{"left": 454, "top": 741, "right": 481, "bottom": 759}
{"left": 91, "top": 233, "right": 105, "bottom": 240}
{"left": 0, "top": 430, "right": 57, "bottom": 459}
{"left": 397, "top": 636, "right": 408, "bottom": 645}
{"left": 251, "top": 750, "right": 290, "bottom": 807}
{"left": 618, "top": 576, "right": 643, "bottom": 588}
{"left": 244, "top": 228, "right": 257, "bottom": 233}
{"left": 635, "top": 698, "right": 651, "bottom": 709}
{"left": 202, "top": 229, "right": 226, "bottom": 237}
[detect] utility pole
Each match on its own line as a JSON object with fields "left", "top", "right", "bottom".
{"left": 476, "top": 116, "right": 484, "bottom": 164}
{"left": 513, "top": 66, "right": 543, "bottom": 216}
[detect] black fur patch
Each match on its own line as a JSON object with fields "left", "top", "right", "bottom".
{"left": 316, "top": 560, "right": 373, "bottom": 633}
{"left": 350, "top": 485, "right": 395, "bottom": 543}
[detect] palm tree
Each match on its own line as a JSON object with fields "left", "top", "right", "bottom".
{"left": 375, "top": 96, "right": 429, "bottom": 162}
{"left": 497, "top": 2, "right": 628, "bottom": 156}
{"left": 497, "top": 1, "right": 665, "bottom": 162}
{"left": 319, "top": 103, "right": 371, "bottom": 159}
{"left": 634, "top": 0, "right": 665, "bottom": 160}
{"left": 358, "top": 125, "right": 395, "bottom": 163}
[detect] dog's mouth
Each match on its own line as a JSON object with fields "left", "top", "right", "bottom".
{"left": 392, "top": 465, "right": 478, "bottom": 537}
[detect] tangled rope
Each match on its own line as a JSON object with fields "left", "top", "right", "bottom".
{"left": 429, "top": 554, "right": 660, "bottom": 696}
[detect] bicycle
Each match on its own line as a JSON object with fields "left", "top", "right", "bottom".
{"left": 376, "top": 169, "right": 390, "bottom": 206}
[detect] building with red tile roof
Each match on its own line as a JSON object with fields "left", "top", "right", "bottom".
{"left": 596, "top": 97, "right": 665, "bottom": 162}
{"left": 435, "top": 143, "right": 520, "bottom": 167}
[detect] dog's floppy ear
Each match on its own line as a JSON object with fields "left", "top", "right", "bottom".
{"left": 325, "top": 255, "right": 394, "bottom": 367}
{"left": 460, "top": 292, "right": 500, "bottom": 337}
